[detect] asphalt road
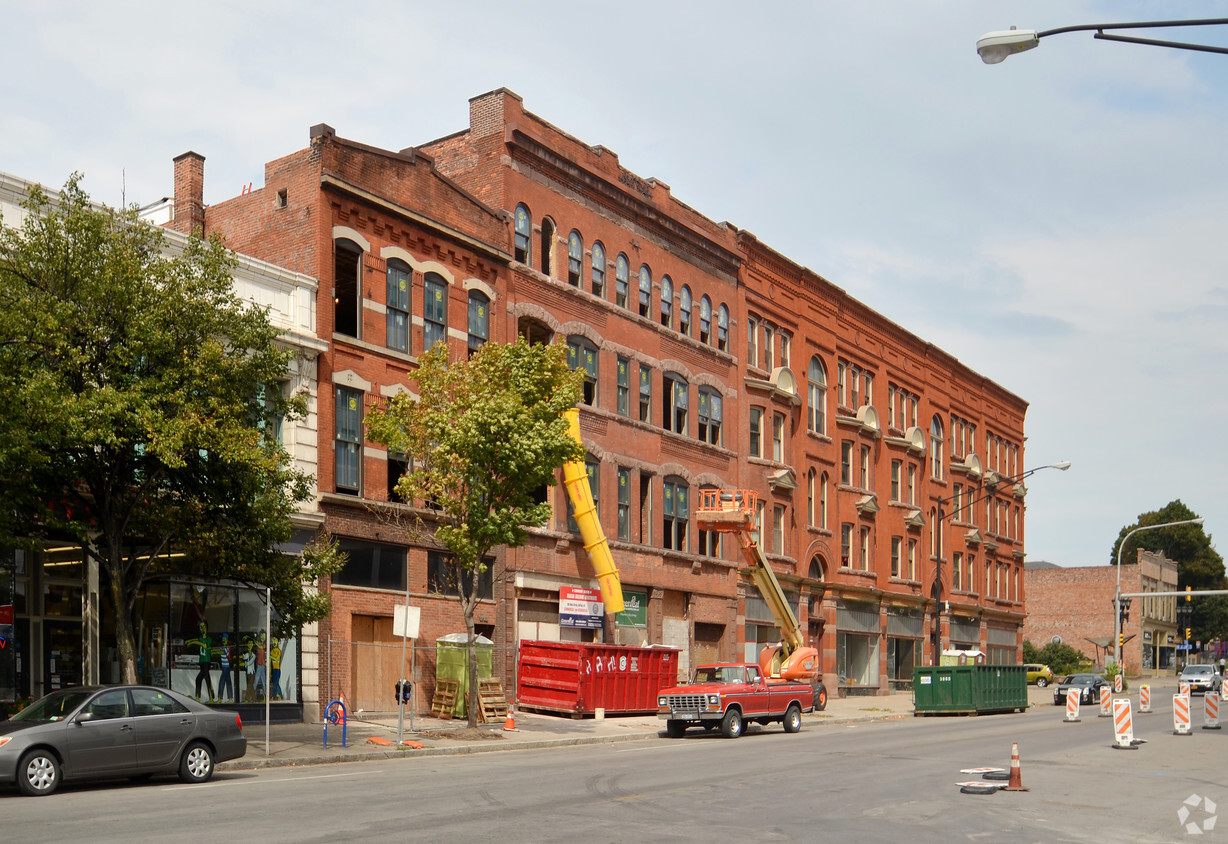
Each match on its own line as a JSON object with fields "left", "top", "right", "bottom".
{"left": 4, "top": 693, "right": 1223, "bottom": 843}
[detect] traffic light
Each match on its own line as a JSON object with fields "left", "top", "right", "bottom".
{"left": 1186, "top": 627, "right": 1193, "bottom": 640}
{"left": 1119, "top": 633, "right": 1125, "bottom": 648}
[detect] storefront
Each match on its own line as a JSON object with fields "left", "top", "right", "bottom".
{"left": 836, "top": 600, "right": 880, "bottom": 692}
{"left": 949, "top": 616, "right": 981, "bottom": 653}
{"left": 986, "top": 625, "right": 1018, "bottom": 664}
{"left": 886, "top": 608, "right": 922, "bottom": 689}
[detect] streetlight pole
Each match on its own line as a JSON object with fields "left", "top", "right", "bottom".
{"left": 977, "top": 19, "right": 1228, "bottom": 64}
{"left": 1114, "top": 517, "right": 1204, "bottom": 671}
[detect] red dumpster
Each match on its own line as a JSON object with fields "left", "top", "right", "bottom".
{"left": 516, "top": 640, "right": 682, "bottom": 716}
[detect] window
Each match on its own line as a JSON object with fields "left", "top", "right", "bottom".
{"left": 567, "top": 336, "right": 598, "bottom": 406}
{"left": 335, "top": 386, "right": 363, "bottom": 494}
{"left": 819, "top": 472, "right": 829, "bottom": 530}
{"left": 660, "top": 275, "right": 673, "bottom": 328}
{"left": 333, "top": 239, "right": 362, "bottom": 338}
{"left": 907, "top": 539, "right": 917, "bottom": 580}
{"left": 859, "top": 526, "right": 871, "bottom": 571}
{"left": 807, "top": 356, "right": 827, "bottom": 435}
{"left": 591, "top": 241, "right": 606, "bottom": 297}
{"left": 907, "top": 464, "right": 917, "bottom": 506}
{"left": 698, "top": 484, "right": 720, "bottom": 557}
{"left": 747, "top": 317, "right": 759, "bottom": 367}
{"left": 890, "top": 460, "right": 901, "bottom": 501}
{"left": 840, "top": 523, "right": 853, "bottom": 566}
{"left": 699, "top": 295, "right": 712, "bottom": 344}
{"left": 334, "top": 539, "right": 406, "bottom": 591}
{"left": 467, "top": 291, "right": 489, "bottom": 354}
{"left": 539, "top": 217, "right": 556, "bottom": 277}
{"left": 568, "top": 459, "right": 600, "bottom": 533}
{"left": 638, "top": 364, "right": 652, "bottom": 422}
{"left": 806, "top": 469, "right": 816, "bottom": 527}
{"left": 615, "top": 254, "right": 630, "bottom": 308}
{"left": 859, "top": 444, "right": 870, "bottom": 489}
{"left": 749, "top": 407, "right": 763, "bottom": 457}
{"left": 617, "top": 467, "right": 631, "bottom": 541}
{"left": 891, "top": 537, "right": 902, "bottom": 578}
{"left": 779, "top": 332, "right": 791, "bottom": 368}
{"left": 930, "top": 416, "right": 945, "bottom": 480}
{"left": 841, "top": 441, "right": 853, "bottom": 485}
{"left": 663, "top": 373, "right": 688, "bottom": 435}
{"left": 952, "top": 484, "right": 963, "bottom": 522}
{"left": 679, "top": 285, "right": 692, "bottom": 336}
{"left": 428, "top": 551, "right": 492, "bottom": 599}
{"left": 616, "top": 357, "right": 631, "bottom": 416}
{"left": 423, "top": 272, "right": 447, "bottom": 352}
{"left": 697, "top": 388, "right": 722, "bottom": 445}
{"left": 772, "top": 412, "right": 785, "bottom": 461}
{"left": 717, "top": 304, "right": 729, "bottom": 352}
{"left": 763, "top": 325, "right": 775, "bottom": 367}
{"left": 386, "top": 260, "right": 410, "bottom": 352}
{"left": 567, "top": 230, "right": 583, "bottom": 286}
{"left": 638, "top": 265, "right": 652, "bottom": 318}
{"left": 952, "top": 552, "right": 963, "bottom": 591}
{"left": 663, "top": 478, "right": 689, "bottom": 552}
{"left": 773, "top": 505, "right": 786, "bottom": 555}
{"left": 514, "top": 204, "right": 531, "bottom": 263}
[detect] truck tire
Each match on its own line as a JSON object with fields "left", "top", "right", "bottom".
{"left": 814, "top": 683, "right": 828, "bottom": 712}
{"left": 666, "top": 720, "right": 687, "bottom": 738}
{"left": 720, "top": 708, "right": 744, "bottom": 738}
{"left": 783, "top": 703, "right": 802, "bottom": 733}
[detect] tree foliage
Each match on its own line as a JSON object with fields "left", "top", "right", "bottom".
{"left": 366, "top": 337, "right": 583, "bottom": 725}
{"left": 0, "top": 176, "right": 341, "bottom": 681}
{"left": 1110, "top": 500, "right": 1226, "bottom": 643}
{"left": 1022, "top": 640, "right": 1088, "bottom": 676}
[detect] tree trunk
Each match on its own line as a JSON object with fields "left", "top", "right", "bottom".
{"left": 464, "top": 596, "right": 479, "bottom": 728}
{"left": 103, "top": 553, "right": 139, "bottom": 685}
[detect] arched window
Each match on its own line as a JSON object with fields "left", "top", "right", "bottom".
{"left": 514, "top": 204, "right": 531, "bottom": 264}
{"left": 806, "top": 468, "right": 816, "bottom": 527}
{"left": 333, "top": 238, "right": 362, "bottom": 339}
{"left": 660, "top": 275, "right": 673, "bottom": 328}
{"left": 808, "top": 556, "right": 825, "bottom": 581}
{"left": 697, "top": 387, "right": 722, "bottom": 445}
{"left": 386, "top": 258, "right": 410, "bottom": 352}
{"left": 679, "top": 285, "right": 692, "bottom": 337}
{"left": 699, "top": 295, "right": 712, "bottom": 344}
{"left": 423, "top": 272, "right": 448, "bottom": 352}
{"left": 591, "top": 241, "right": 606, "bottom": 297}
{"left": 698, "top": 483, "right": 720, "bottom": 557}
{"left": 717, "top": 304, "right": 729, "bottom": 351}
{"left": 663, "top": 372, "right": 688, "bottom": 435}
{"left": 567, "top": 335, "right": 599, "bottom": 406}
{"left": 615, "top": 254, "right": 630, "bottom": 308}
{"left": 807, "top": 356, "right": 827, "bottom": 435}
{"left": 638, "top": 265, "right": 652, "bottom": 318}
{"left": 567, "top": 230, "right": 583, "bottom": 286}
{"left": 819, "top": 471, "right": 829, "bottom": 530}
{"left": 518, "top": 316, "right": 553, "bottom": 346}
{"left": 540, "top": 217, "right": 557, "bottom": 278}
{"left": 467, "top": 290, "right": 490, "bottom": 354}
{"left": 663, "top": 476, "right": 689, "bottom": 552}
{"left": 930, "top": 415, "right": 945, "bottom": 480}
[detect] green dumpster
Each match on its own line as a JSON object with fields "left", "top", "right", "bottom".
{"left": 436, "top": 633, "right": 494, "bottom": 718}
{"left": 913, "top": 664, "right": 1027, "bottom": 715}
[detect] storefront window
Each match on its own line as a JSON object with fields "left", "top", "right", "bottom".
{"left": 1, "top": 549, "right": 16, "bottom": 702}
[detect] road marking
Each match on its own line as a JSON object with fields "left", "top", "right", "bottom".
{"left": 165, "top": 769, "right": 384, "bottom": 791}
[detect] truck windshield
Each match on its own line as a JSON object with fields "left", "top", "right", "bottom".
{"left": 694, "top": 667, "right": 745, "bottom": 684}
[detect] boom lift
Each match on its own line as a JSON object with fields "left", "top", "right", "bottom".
{"left": 696, "top": 489, "right": 822, "bottom": 693}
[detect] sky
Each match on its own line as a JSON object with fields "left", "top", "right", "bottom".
{"left": 3, "top": 1, "right": 1226, "bottom": 567}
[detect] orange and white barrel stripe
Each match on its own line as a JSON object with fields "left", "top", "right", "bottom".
{"left": 1113, "top": 674, "right": 1123, "bottom": 693}
{"left": 1113, "top": 698, "right": 1134, "bottom": 747}
{"left": 1204, "top": 691, "right": 1221, "bottom": 728}
{"left": 1099, "top": 686, "right": 1113, "bottom": 717}
{"left": 1065, "top": 688, "right": 1081, "bottom": 722}
{"left": 1139, "top": 684, "right": 1151, "bottom": 713}
{"left": 1174, "top": 693, "right": 1192, "bottom": 735}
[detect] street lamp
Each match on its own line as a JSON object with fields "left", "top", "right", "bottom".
{"left": 977, "top": 19, "right": 1228, "bottom": 64}
{"left": 1114, "top": 517, "right": 1204, "bottom": 670}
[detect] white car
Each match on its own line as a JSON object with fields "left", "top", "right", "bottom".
{"left": 1178, "top": 664, "right": 1223, "bottom": 695}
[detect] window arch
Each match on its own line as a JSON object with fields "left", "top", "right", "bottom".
{"left": 660, "top": 275, "right": 673, "bottom": 328}
{"left": 638, "top": 265, "right": 652, "bottom": 318}
{"left": 333, "top": 238, "right": 362, "bottom": 339}
{"left": 663, "top": 372, "right": 688, "bottom": 435}
{"left": 699, "top": 295, "right": 712, "bottom": 344}
{"left": 386, "top": 258, "right": 410, "bottom": 352}
{"left": 808, "top": 556, "right": 825, "bottom": 581}
{"left": 697, "top": 387, "right": 722, "bottom": 445}
{"left": 590, "top": 241, "right": 606, "bottom": 297}
{"left": 514, "top": 203, "right": 531, "bottom": 264}
{"left": 615, "top": 254, "right": 630, "bottom": 308}
{"left": 807, "top": 356, "right": 827, "bottom": 435}
{"left": 540, "top": 217, "right": 557, "bottom": 278}
{"left": 567, "top": 335, "right": 599, "bottom": 406}
{"left": 679, "top": 285, "right": 692, "bottom": 336}
{"left": 930, "top": 415, "right": 945, "bottom": 480}
{"left": 717, "top": 304, "right": 729, "bottom": 351}
{"left": 423, "top": 272, "right": 448, "bottom": 352}
{"left": 567, "top": 230, "right": 583, "bottom": 286}
{"left": 467, "top": 290, "right": 490, "bottom": 354}
{"left": 663, "top": 476, "right": 689, "bottom": 552}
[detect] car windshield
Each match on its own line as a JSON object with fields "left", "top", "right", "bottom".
{"left": 11, "top": 689, "right": 93, "bottom": 723}
{"left": 1184, "top": 665, "right": 1213, "bottom": 675}
{"left": 1063, "top": 675, "right": 1092, "bottom": 684}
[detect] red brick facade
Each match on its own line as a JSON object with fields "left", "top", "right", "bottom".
{"left": 178, "top": 88, "right": 1030, "bottom": 712}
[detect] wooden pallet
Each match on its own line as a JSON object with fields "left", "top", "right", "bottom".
{"left": 431, "top": 679, "right": 459, "bottom": 720}
{"left": 476, "top": 678, "right": 508, "bottom": 724}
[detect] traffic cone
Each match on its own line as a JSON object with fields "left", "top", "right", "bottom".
{"left": 1003, "top": 741, "right": 1029, "bottom": 792}
{"left": 503, "top": 703, "right": 518, "bottom": 732}
{"left": 339, "top": 693, "right": 349, "bottom": 724}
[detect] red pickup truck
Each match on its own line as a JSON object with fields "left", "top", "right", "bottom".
{"left": 656, "top": 663, "right": 815, "bottom": 738}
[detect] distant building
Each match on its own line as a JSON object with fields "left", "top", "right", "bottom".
{"left": 1023, "top": 550, "right": 1179, "bottom": 676}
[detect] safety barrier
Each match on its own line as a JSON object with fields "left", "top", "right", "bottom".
{"left": 1204, "top": 691, "right": 1221, "bottom": 730}
{"left": 1099, "top": 686, "right": 1112, "bottom": 717}
{"left": 1174, "top": 693, "right": 1192, "bottom": 736}
{"left": 1139, "top": 683, "right": 1151, "bottom": 713}
{"left": 1112, "top": 698, "right": 1138, "bottom": 749}
{"left": 1064, "top": 688, "right": 1081, "bottom": 722}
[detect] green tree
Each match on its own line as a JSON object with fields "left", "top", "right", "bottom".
{"left": 0, "top": 177, "right": 341, "bottom": 682}
{"left": 1110, "top": 500, "right": 1226, "bottom": 644}
{"left": 366, "top": 338, "right": 583, "bottom": 726}
{"left": 1023, "top": 640, "right": 1087, "bottom": 676}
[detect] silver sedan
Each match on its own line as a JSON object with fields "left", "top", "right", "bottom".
{"left": 0, "top": 685, "right": 246, "bottom": 796}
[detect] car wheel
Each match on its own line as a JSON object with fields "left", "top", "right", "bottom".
{"left": 783, "top": 704, "right": 802, "bottom": 734}
{"left": 1036, "top": 677, "right": 1048, "bottom": 688}
{"left": 815, "top": 685, "right": 828, "bottom": 712}
{"left": 720, "top": 708, "right": 743, "bottom": 739}
{"left": 178, "top": 742, "right": 215, "bottom": 784}
{"left": 665, "top": 720, "right": 687, "bottom": 738}
{"left": 17, "top": 750, "right": 60, "bottom": 797}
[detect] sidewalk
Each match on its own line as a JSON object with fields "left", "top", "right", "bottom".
{"left": 218, "top": 690, "right": 920, "bottom": 771}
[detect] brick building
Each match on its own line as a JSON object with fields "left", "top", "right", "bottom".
{"left": 1023, "top": 550, "right": 1180, "bottom": 677}
{"left": 168, "top": 88, "right": 1030, "bottom": 710}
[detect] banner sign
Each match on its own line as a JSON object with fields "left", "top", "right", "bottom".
{"left": 559, "top": 586, "right": 604, "bottom": 629}
{"left": 616, "top": 590, "right": 647, "bottom": 628}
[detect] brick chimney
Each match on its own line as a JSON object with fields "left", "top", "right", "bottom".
{"left": 172, "top": 151, "right": 206, "bottom": 235}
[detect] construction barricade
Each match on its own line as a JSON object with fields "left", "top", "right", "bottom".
{"left": 1204, "top": 691, "right": 1221, "bottom": 730}
{"left": 1139, "top": 683, "right": 1151, "bottom": 713}
{"left": 1112, "top": 698, "right": 1139, "bottom": 749}
{"left": 1064, "top": 688, "right": 1081, "bottom": 722}
{"left": 1174, "top": 692, "right": 1193, "bottom": 736}
{"left": 1099, "top": 686, "right": 1112, "bottom": 717}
